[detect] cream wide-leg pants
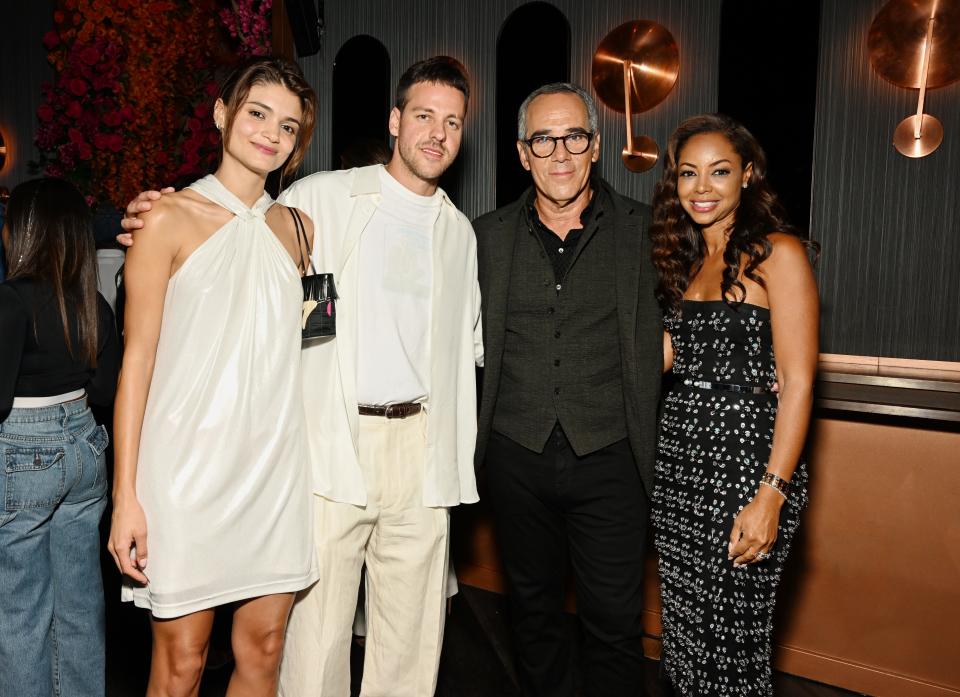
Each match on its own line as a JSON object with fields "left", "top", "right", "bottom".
{"left": 279, "top": 411, "right": 450, "bottom": 697}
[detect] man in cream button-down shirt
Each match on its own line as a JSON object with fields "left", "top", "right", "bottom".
{"left": 277, "top": 57, "right": 482, "bottom": 697}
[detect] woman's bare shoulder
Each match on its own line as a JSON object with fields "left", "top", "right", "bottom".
{"left": 140, "top": 189, "right": 231, "bottom": 236}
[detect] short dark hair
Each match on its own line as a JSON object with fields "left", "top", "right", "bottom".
{"left": 395, "top": 56, "right": 470, "bottom": 111}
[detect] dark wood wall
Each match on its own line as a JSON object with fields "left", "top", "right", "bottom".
{"left": 294, "top": 0, "right": 723, "bottom": 219}
{"left": 811, "top": 0, "right": 960, "bottom": 361}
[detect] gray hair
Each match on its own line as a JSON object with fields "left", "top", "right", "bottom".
{"left": 517, "top": 82, "right": 599, "bottom": 141}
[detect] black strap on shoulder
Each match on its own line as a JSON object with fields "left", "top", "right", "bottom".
{"left": 287, "top": 207, "right": 314, "bottom": 275}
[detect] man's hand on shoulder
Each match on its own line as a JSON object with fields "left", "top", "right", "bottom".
{"left": 117, "top": 186, "right": 176, "bottom": 247}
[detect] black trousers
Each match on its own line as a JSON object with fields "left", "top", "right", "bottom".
{"left": 486, "top": 425, "right": 649, "bottom": 697}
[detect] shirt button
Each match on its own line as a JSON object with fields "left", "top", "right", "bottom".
{"left": 554, "top": 359, "right": 560, "bottom": 367}
{"left": 554, "top": 387, "right": 560, "bottom": 395}
{"left": 547, "top": 307, "right": 554, "bottom": 314}
{"left": 558, "top": 247, "right": 564, "bottom": 253}
{"left": 555, "top": 284, "right": 562, "bottom": 291}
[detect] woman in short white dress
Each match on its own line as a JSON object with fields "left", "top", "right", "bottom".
{"left": 108, "top": 57, "right": 319, "bottom": 695}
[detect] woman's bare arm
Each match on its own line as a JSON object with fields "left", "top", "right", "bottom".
{"left": 108, "top": 199, "right": 183, "bottom": 583}
{"left": 728, "top": 233, "right": 819, "bottom": 565}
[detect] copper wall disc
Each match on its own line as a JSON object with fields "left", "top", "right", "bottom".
{"left": 592, "top": 20, "right": 679, "bottom": 113}
{"left": 893, "top": 113, "right": 944, "bottom": 157}
{"left": 621, "top": 135, "right": 659, "bottom": 172}
{"left": 869, "top": 0, "right": 960, "bottom": 89}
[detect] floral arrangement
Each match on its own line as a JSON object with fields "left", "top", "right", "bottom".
{"left": 33, "top": 0, "right": 273, "bottom": 209}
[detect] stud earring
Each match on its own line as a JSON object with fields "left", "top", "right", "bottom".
{"left": 742, "top": 182, "right": 748, "bottom": 189}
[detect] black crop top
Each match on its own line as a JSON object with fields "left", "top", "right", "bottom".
{"left": 0, "top": 278, "right": 120, "bottom": 421}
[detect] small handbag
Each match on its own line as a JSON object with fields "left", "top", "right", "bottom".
{"left": 290, "top": 208, "right": 337, "bottom": 340}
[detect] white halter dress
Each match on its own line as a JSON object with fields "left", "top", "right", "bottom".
{"left": 123, "top": 175, "right": 318, "bottom": 618}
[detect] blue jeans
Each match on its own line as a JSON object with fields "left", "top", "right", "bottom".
{"left": 0, "top": 398, "right": 109, "bottom": 697}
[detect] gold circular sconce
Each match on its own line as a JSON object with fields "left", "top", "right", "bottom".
{"left": 592, "top": 20, "right": 679, "bottom": 172}
{"left": 869, "top": 0, "right": 960, "bottom": 158}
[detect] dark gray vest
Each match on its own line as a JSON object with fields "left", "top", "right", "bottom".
{"left": 492, "top": 202, "right": 628, "bottom": 455}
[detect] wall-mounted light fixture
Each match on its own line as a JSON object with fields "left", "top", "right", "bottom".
{"left": 592, "top": 20, "right": 679, "bottom": 172}
{"left": 869, "top": 0, "right": 960, "bottom": 158}
{"left": 0, "top": 128, "right": 8, "bottom": 173}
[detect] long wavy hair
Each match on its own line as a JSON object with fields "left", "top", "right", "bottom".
{"left": 650, "top": 114, "right": 809, "bottom": 315}
{"left": 5, "top": 177, "right": 100, "bottom": 365}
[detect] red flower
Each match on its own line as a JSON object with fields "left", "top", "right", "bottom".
{"left": 66, "top": 101, "right": 83, "bottom": 119}
{"left": 68, "top": 78, "right": 88, "bottom": 96}
{"left": 107, "top": 134, "right": 123, "bottom": 152}
{"left": 80, "top": 46, "right": 100, "bottom": 65}
{"left": 102, "top": 111, "right": 122, "bottom": 127}
{"left": 155, "top": 152, "right": 169, "bottom": 165}
{"left": 43, "top": 31, "right": 60, "bottom": 50}
{"left": 187, "top": 117, "right": 201, "bottom": 133}
{"left": 194, "top": 102, "right": 211, "bottom": 118}
{"left": 68, "top": 127, "right": 85, "bottom": 144}
{"left": 93, "top": 133, "right": 110, "bottom": 149}
{"left": 54, "top": 10, "right": 65, "bottom": 23}
{"left": 38, "top": 104, "right": 55, "bottom": 122}
{"left": 78, "top": 143, "right": 93, "bottom": 160}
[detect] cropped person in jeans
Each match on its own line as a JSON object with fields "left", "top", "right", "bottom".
{"left": 0, "top": 177, "right": 120, "bottom": 697}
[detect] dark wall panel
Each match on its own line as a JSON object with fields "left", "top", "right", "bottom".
{"left": 0, "top": 1, "right": 53, "bottom": 190}
{"left": 812, "top": 0, "right": 960, "bottom": 361}
{"left": 298, "top": 0, "right": 722, "bottom": 218}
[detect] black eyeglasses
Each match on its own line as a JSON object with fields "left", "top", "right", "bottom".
{"left": 521, "top": 131, "right": 595, "bottom": 158}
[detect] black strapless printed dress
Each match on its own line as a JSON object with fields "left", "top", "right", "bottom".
{"left": 653, "top": 300, "right": 809, "bottom": 696}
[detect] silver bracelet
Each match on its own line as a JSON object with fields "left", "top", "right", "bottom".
{"left": 759, "top": 480, "right": 788, "bottom": 501}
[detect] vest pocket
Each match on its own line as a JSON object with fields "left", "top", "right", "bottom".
{"left": 3, "top": 446, "right": 67, "bottom": 510}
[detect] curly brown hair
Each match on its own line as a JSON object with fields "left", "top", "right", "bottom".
{"left": 650, "top": 114, "right": 810, "bottom": 315}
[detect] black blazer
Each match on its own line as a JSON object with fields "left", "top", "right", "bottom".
{"left": 472, "top": 178, "right": 663, "bottom": 493}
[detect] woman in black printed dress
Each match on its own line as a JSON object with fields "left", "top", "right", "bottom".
{"left": 649, "top": 114, "right": 819, "bottom": 696}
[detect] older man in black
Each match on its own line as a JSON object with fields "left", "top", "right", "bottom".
{"left": 473, "top": 83, "right": 662, "bottom": 697}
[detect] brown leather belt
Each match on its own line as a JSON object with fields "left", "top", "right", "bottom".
{"left": 358, "top": 402, "right": 422, "bottom": 419}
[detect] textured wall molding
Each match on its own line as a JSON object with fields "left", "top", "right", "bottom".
{"left": 299, "top": 0, "right": 721, "bottom": 218}
{"left": 812, "top": 0, "right": 960, "bottom": 361}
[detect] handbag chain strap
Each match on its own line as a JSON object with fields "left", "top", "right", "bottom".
{"left": 288, "top": 207, "right": 316, "bottom": 276}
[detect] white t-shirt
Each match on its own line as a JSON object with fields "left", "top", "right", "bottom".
{"left": 355, "top": 167, "right": 440, "bottom": 406}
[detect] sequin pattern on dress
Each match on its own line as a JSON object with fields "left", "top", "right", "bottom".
{"left": 653, "top": 300, "right": 809, "bottom": 696}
